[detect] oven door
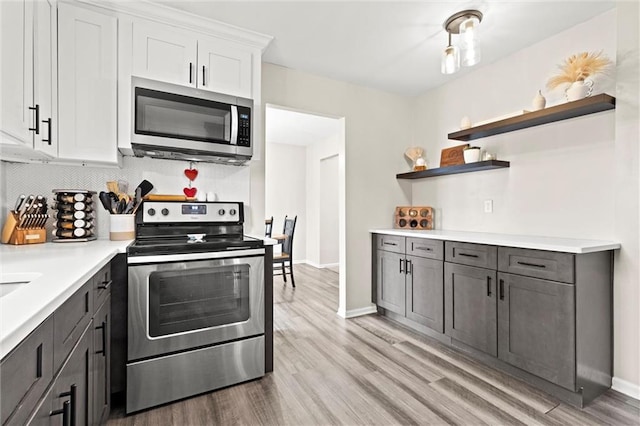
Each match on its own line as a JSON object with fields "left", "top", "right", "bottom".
{"left": 127, "top": 248, "right": 264, "bottom": 361}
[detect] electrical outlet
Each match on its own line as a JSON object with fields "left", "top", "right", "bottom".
{"left": 484, "top": 200, "right": 493, "bottom": 213}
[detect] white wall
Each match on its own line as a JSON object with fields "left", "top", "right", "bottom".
{"left": 411, "top": 8, "right": 639, "bottom": 393}
{"left": 264, "top": 142, "right": 307, "bottom": 261}
{"left": 319, "top": 154, "right": 339, "bottom": 266}
{"left": 262, "top": 64, "right": 413, "bottom": 316}
{"left": 306, "top": 133, "right": 341, "bottom": 267}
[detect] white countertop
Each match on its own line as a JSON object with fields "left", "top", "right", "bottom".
{"left": 0, "top": 239, "right": 132, "bottom": 359}
{"left": 370, "top": 229, "right": 621, "bottom": 254}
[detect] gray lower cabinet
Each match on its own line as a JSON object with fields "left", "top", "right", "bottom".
{"left": 444, "top": 262, "right": 497, "bottom": 356}
{"left": 497, "top": 272, "right": 576, "bottom": 391}
{"left": 406, "top": 255, "right": 443, "bottom": 332}
{"left": 376, "top": 250, "right": 405, "bottom": 315}
{"left": 92, "top": 296, "right": 111, "bottom": 425}
{"left": 1, "top": 261, "right": 113, "bottom": 426}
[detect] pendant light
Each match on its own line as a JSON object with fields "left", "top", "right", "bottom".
{"left": 441, "top": 9, "right": 483, "bottom": 74}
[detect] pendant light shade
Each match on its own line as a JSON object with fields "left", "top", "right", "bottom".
{"left": 441, "top": 9, "right": 483, "bottom": 75}
{"left": 441, "top": 33, "right": 460, "bottom": 74}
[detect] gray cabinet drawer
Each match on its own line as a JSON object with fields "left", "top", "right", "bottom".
{"left": 445, "top": 241, "right": 497, "bottom": 269}
{"left": 406, "top": 238, "right": 443, "bottom": 260}
{"left": 1, "top": 315, "right": 54, "bottom": 426}
{"left": 498, "top": 247, "right": 574, "bottom": 284}
{"left": 53, "top": 279, "right": 93, "bottom": 373}
{"left": 375, "top": 234, "right": 405, "bottom": 254}
{"left": 93, "top": 262, "right": 112, "bottom": 310}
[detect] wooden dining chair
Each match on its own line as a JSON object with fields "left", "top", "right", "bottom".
{"left": 273, "top": 215, "right": 297, "bottom": 287}
{"left": 265, "top": 217, "right": 273, "bottom": 238}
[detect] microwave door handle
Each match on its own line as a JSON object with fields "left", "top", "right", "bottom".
{"left": 230, "top": 105, "right": 238, "bottom": 145}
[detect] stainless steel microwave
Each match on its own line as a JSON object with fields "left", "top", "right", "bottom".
{"left": 131, "top": 77, "right": 253, "bottom": 165}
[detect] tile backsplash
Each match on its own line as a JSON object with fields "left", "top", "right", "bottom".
{"left": 1, "top": 156, "right": 250, "bottom": 240}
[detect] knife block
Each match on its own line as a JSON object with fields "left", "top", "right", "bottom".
{"left": 1, "top": 212, "right": 47, "bottom": 245}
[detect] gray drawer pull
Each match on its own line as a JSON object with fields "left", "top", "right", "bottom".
{"left": 415, "top": 246, "right": 432, "bottom": 252}
{"left": 499, "top": 279, "right": 505, "bottom": 300}
{"left": 98, "top": 279, "right": 112, "bottom": 290}
{"left": 50, "top": 400, "right": 70, "bottom": 426}
{"left": 399, "top": 258, "right": 404, "bottom": 273}
{"left": 517, "top": 261, "right": 546, "bottom": 269}
{"left": 458, "top": 253, "right": 479, "bottom": 258}
{"left": 36, "top": 344, "right": 43, "bottom": 378}
{"left": 406, "top": 259, "right": 412, "bottom": 275}
{"left": 383, "top": 242, "right": 397, "bottom": 246}
{"left": 487, "top": 276, "right": 492, "bottom": 297}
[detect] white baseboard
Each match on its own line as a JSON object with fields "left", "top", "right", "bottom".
{"left": 341, "top": 305, "right": 378, "bottom": 319}
{"left": 319, "top": 262, "right": 339, "bottom": 269}
{"left": 612, "top": 377, "right": 640, "bottom": 399}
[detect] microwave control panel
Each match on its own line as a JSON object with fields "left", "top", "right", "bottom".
{"left": 237, "top": 106, "right": 251, "bottom": 147}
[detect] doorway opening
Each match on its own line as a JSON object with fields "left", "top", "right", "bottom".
{"left": 265, "top": 104, "right": 346, "bottom": 315}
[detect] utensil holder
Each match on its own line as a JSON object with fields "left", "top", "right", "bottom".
{"left": 109, "top": 214, "right": 135, "bottom": 241}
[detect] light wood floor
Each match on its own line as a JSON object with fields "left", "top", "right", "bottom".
{"left": 108, "top": 264, "right": 639, "bottom": 425}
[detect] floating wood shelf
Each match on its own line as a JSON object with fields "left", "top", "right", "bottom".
{"left": 448, "top": 93, "right": 616, "bottom": 141}
{"left": 396, "top": 160, "right": 510, "bottom": 179}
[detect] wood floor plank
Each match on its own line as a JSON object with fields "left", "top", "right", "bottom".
{"left": 107, "top": 263, "right": 639, "bottom": 426}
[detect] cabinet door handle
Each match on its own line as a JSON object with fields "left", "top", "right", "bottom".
{"left": 399, "top": 258, "right": 404, "bottom": 274}
{"left": 487, "top": 276, "right": 492, "bottom": 297}
{"left": 202, "top": 65, "right": 206, "bottom": 86}
{"left": 36, "top": 343, "right": 43, "bottom": 378}
{"left": 383, "top": 242, "right": 397, "bottom": 247}
{"left": 42, "top": 118, "right": 52, "bottom": 145}
{"left": 28, "top": 104, "right": 40, "bottom": 134}
{"left": 517, "top": 261, "right": 546, "bottom": 269}
{"left": 95, "top": 321, "right": 107, "bottom": 356}
{"left": 189, "top": 62, "right": 193, "bottom": 84}
{"left": 59, "top": 384, "right": 76, "bottom": 426}
{"left": 407, "top": 259, "right": 412, "bottom": 275}
{"left": 458, "top": 252, "right": 479, "bottom": 258}
{"left": 98, "top": 279, "right": 112, "bottom": 290}
{"left": 50, "top": 400, "right": 70, "bottom": 426}
{"left": 499, "top": 279, "right": 505, "bottom": 300}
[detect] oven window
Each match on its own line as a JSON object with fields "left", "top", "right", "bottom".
{"left": 135, "top": 87, "right": 231, "bottom": 143}
{"left": 148, "top": 264, "right": 250, "bottom": 337}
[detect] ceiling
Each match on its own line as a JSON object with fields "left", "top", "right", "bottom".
{"left": 265, "top": 106, "right": 341, "bottom": 146}
{"left": 154, "top": 1, "right": 615, "bottom": 97}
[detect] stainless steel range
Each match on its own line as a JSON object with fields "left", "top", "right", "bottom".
{"left": 126, "top": 201, "right": 265, "bottom": 414}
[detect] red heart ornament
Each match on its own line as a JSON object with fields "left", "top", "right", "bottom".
{"left": 183, "top": 187, "right": 197, "bottom": 197}
{"left": 184, "top": 168, "right": 198, "bottom": 181}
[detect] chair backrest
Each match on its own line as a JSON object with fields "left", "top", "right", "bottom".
{"left": 265, "top": 217, "right": 273, "bottom": 237}
{"left": 282, "top": 215, "right": 297, "bottom": 256}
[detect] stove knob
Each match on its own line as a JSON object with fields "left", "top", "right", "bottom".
{"left": 218, "top": 209, "right": 226, "bottom": 216}
{"left": 229, "top": 208, "right": 237, "bottom": 216}
{"left": 148, "top": 208, "right": 156, "bottom": 216}
{"left": 161, "top": 208, "right": 169, "bottom": 216}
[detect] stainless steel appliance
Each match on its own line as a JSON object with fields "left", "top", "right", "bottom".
{"left": 131, "top": 77, "right": 253, "bottom": 165}
{"left": 126, "top": 201, "right": 265, "bottom": 413}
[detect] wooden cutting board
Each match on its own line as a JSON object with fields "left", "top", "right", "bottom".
{"left": 144, "top": 194, "right": 197, "bottom": 201}
{"left": 440, "top": 143, "right": 469, "bottom": 167}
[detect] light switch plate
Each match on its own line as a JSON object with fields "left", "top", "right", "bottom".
{"left": 484, "top": 200, "right": 493, "bottom": 213}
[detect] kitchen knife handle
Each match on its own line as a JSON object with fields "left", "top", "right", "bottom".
{"left": 189, "top": 62, "right": 193, "bottom": 84}
{"left": 499, "top": 279, "right": 505, "bottom": 300}
{"left": 487, "top": 276, "right": 492, "bottom": 297}
{"left": 28, "top": 104, "right": 40, "bottom": 134}
{"left": 202, "top": 65, "right": 206, "bottom": 86}
{"left": 41, "top": 118, "right": 52, "bottom": 145}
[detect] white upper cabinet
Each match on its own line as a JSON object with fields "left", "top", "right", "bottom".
{"left": 57, "top": 3, "right": 118, "bottom": 165}
{"left": 132, "top": 21, "right": 198, "bottom": 87}
{"left": 131, "top": 20, "right": 253, "bottom": 98}
{"left": 1, "top": 0, "right": 57, "bottom": 161}
{"left": 198, "top": 38, "right": 252, "bottom": 99}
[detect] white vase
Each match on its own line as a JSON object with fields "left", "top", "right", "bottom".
{"left": 532, "top": 90, "right": 546, "bottom": 111}
{"left": 460, "top": 116, "right": 472, "bottom": 129}
{"left": 566, "top": 80, "right": 594, "bottom": 102}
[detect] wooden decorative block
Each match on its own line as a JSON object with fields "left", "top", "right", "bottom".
{"left": 394, "top": 206, "right": 435, "bottom": 230}
{"left": 440, "top": 144, "right": 469, "bottom": 167}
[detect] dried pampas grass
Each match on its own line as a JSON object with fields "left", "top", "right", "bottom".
{"left": 547, "top": 51, "right": 612, "bottom": 90}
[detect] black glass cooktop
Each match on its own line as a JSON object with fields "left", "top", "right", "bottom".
{"left": 128, "top": 235, "right": 264, "bottom": 256}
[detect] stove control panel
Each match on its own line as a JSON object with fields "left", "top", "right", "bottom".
{"left": 141, "top": 201, "right": 244, "bottom": 223}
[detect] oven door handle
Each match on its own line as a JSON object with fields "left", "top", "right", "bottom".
{"left": 128, "top": 248, "right": 265, "bottom": 264}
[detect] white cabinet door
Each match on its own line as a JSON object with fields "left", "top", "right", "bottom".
{"left": 1, "top": 0, "right": 35, "bottom": 145}
{"left": 33, "top": 0, "right": 57, "bottom": 157}
{"left": 132, "top": 21, "right": 197, "bottom": 86}
{"left": 57, "top": 3, "right": 118, "bottom": 164}
{"left": 198, "top": 38, "right": 252, "bottom": 98}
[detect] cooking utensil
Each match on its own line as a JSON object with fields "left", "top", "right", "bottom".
{"left": 99, "top": 191, "right": 113, "bottom": 213}
{"left": 136, "top": 180, "right": 154, "bottom": 198}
